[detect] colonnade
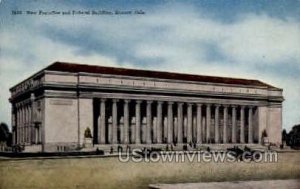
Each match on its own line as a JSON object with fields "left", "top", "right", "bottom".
{"left": 12, "top": 95, "right": 41, "bottom": 145}
{"left": 96, "top": 99, "right": 257, "bottom": 145}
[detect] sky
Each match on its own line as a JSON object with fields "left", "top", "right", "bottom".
{"left": 0, "top": 0, "right": 299, "bottom": 131}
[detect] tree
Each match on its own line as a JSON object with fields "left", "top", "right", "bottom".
{"left": 0, "top": 122, "right": 12, "bottom": 147}
{"left": 282, "top": 129, "right": 287, "bottom": 142}
{"left": 0, "top": 122, "right": 9, "bottom": 142}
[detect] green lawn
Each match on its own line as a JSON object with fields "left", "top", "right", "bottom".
{"left": 1, "top": 152, "right": 300, "bottom": 189}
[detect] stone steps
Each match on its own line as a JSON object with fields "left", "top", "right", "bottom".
{"left": 82, "top": 143, "right": 268, "bottom": 152}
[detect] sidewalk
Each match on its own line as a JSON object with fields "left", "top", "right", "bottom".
{"left": 149, "top": 179, "right": 300, "bottom": 189}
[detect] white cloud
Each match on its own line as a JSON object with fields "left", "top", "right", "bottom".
{"left": 0, "top": 28, "right": 122, "bottom": 126}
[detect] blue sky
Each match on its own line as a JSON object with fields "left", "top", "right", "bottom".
{"left": 0, "top": 0, "right": 299, "bottom": 131}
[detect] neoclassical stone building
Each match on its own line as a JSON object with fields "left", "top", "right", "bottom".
{"left": 9, "top": 62, "right": 283, "bottom": 152}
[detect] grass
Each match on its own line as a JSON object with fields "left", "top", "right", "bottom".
{"left": 0, "top": 152, "right": 300, "bottom": 189}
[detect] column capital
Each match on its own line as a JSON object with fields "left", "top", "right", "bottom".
{"left": 177, "top": 102, "right": 184, "bottom": 106}
{"left": 100, "top": 98, "right": 107, "bottom": 102}
{"left": 136, "top": 100, "right": 142, "bottom": 104}
{"left": 240, "top": 105, "right": 246, "bottom": 109}
{"left": 197, "top": 103, "right": 203, "bottom": 107}
{"left": 187, "top": 102, "right": 193, "bottom": 106}
{"left": 147, "top": 100, "right": 153, "bottom": 104}
{"left": 16, "top": 103, "right": 20, "bottom": 108}
{"left": 214, "top": 104, "right": 220, "bottom": 108}
{"left": 124, "top": 99, "right": 131, "bottom": 103}
{"left": 168, "top": 101, "right": 174, "bottom": 105}
{"left": 157, "top": 101, "right": 164, "bottom": 105}
{"left": 112, "top": 99, "right": 119, "bottom": 103}
{"left": 247, "top": 105, "right": 254, "bottom": 109}
{"left": 231, "top": 105, "right": 237, "bottom": 108}
{"left": 205, "top": 103, "right": 211, "bottom": 107}
{"left": 222, "top": 104, "right": 229, "bottom": 108}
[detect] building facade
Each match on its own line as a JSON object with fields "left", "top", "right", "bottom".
{"left": 9, "top": 62, "right": 284, "bottom": 152}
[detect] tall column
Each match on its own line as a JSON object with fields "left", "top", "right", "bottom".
{"left": 27, "top": 105, "right": 30, "bottom": 143}
{"left": 223, "top": 105, "right": 228, "bottom": 143}
{"left": 21, "top": 106, "right": 24, "bottom": 144}
{"left": 167, "top": 102, "right": 174, "bottom": 144}
{"left": 248, "top": 106, "right": 253, "bottom": 143}
{"left": 23, "top": 106, "right": 26, "bottom": 144}
{"left": 19, "top": 106, "right": 22, "bottom": 144}
{"left": 21, "top": 106, "right": 23, "bottom": 144}
{"left": 135, "top": 100, "right": 142, "bottom": 144}
{"left": 19, "top": 107, "right": 21, "bottom": 144}
{"left": 232, "top": 105, "right": 237, "bottom": 143}
{"left": 28, "top": 105, "right": 31, "bottom": 144}
{"left": 112, "top": 99, "right": 118, "bottom": 144}
{"left": 196, "top": 104, "right": 202, "bottom": 144}
{"left": 99, "top": 99, "right": 106, "bottom": 144}
{"left": 153, "top": 113, "right": 157, "bottom": 143}
{"left": 19, "top": 106, "right": 21, "bottom": 144}
{"left": 177, "top": 102, "right": 183, "bottom": 144}
{"left": 24, "top": 106, "right": 27, "bottom": 144}
{"left": 206, "top": 104, "right": 211, "bottom": 143}
{"left": 123, "top": 99, "right": 130, "bottom": 144}
{"left": 240, "top": 106, "right": 245, "bottom": 143}
{"left": 156, "top": 101, "right": 163, "bottom": 143}
{"left": 38, "top": 125, "right": 42, "bottom": 144}
{"left": 18, "top": 107, "right": 21, "bottom": 144}
{"left": 146, "top": 101, "right": 152, "bottom": 144}
{"left": 30, "top": 93, "right": 35, "bottom": 144}
{"left": 16, "top": 107, "right": 19, "bottom": 144}
{"left": 34, "top": 127, "right": 38, "bottom": 144}
{"left": 28, "top": 103, "right": 32, "bottom": 144}
{"left": 24, "top": 106, "right": 26, "bottom": 144}
{"left": 36, "top": 126, "right": 39, "bottom": 144}
{"left": 163, "top": 117, "right": 168, "bottom": 142}
{"left": 183, "top": 116, "right": 187, "bottom": 141}
{"left": 25, "top": 106, "right": 28, "bottom": 143}
{"left": 131, "top": 117, "right": 135, "bottom": 143}
{"left": 11, "top": 105, "right": 16, "bottom": 145}
{"left": 214, "top": 105, "right": 220, "bottom": 143}
{"left": 187, "top": 103, "right": 193, "bottom": 143}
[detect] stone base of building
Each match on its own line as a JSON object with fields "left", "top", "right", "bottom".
{"left": 23, "top": 145, "right": 42, "bottom": 152}
{"left": 42, "top": 142, "right": 78, "bottom": 152}
{"left": 93, "top": 143, "right": 267, "bottom": 152}
{"left": 21, "top": 142, "right": 269, "bottom": 152}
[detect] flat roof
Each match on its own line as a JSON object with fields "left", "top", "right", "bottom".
{"left": 44, "top": 62, "right": 279, "bottom": 90}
